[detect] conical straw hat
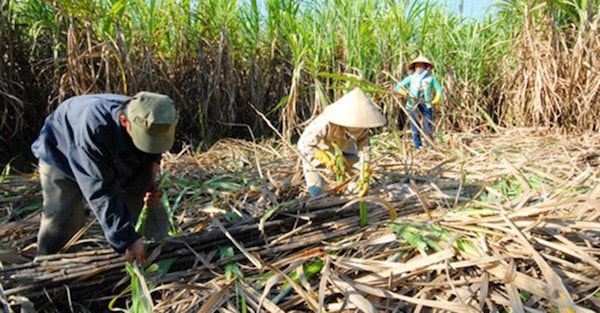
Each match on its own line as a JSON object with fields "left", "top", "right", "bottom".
{"left": 323, "top": 87, "right": 386, "bottom": 128}
{"left": 408, "top": 55, "right": 434, "bottom": 70}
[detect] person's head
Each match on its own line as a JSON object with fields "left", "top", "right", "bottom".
{"left": 408, "top": 55, "right": 434, "bottom": 73}
{"left": 323, "top": 87, "right": 386, "bottom": 131}
{"left": 414, "top": 62, "right": 427, "bottom": 73}
{"left": 119, "top": 92, "right": 179, "bottom": 154}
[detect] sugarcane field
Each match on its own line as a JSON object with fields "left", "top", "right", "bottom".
{"left": 1, "top": 1, "right": 599, "bottom": 312}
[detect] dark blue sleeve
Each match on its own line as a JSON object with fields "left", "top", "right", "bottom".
{"left": 69, "top": 119, "right": 140, "bottom": 253}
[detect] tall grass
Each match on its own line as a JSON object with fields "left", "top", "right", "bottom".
{"left": 1, "top": 0, "right": 599, "bottom": 169}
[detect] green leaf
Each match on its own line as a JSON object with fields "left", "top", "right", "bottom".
{"left": 219, "top": 246, "right": 243, "bottom": 280}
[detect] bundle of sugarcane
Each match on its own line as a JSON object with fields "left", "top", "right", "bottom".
{"left": 0, "top": 183, "right": 426, "bottom": 309}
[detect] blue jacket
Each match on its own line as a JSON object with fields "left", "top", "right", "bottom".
{"left": 31, "top": 94, "right": 160, "bottom": 252}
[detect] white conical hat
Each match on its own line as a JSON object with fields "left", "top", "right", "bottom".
{"left": 408, "top": 55, "right": 434, "bottom": 70}
{"left": 323, "top": 87, "right": 386, "bottom": 128}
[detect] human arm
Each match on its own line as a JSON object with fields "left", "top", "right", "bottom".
{"left": 70, "top": 123, "right": 141, "bottom": 255}
{"left": 431, "top": 77, "right": 443, "bottom": 105}
{"left": 297, "top": 114, "right": 330, "bottom": 167}
{"left": 298, "top": 115, "right": 331, "bottom": 196}
{"left": 394, "top": 77, "right": 412, "bottom": 97}
{"left": 143, "top": 161, "right": 163, "bottom": 207}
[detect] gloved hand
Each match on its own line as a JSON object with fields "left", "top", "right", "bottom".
{"left": 362, "top": 162, "right": 371, "bottom": 181}
{"left": 396, "top": 88, "right": 408, "bottom": 97}
{"left": 431, "top": 93, "right": 442, "bottom": 106}
{"left": 357, "top": 182, "right": 370, "bottom": 197}
{"left": 314, "top": 149, "right": 333, "bottom": 168}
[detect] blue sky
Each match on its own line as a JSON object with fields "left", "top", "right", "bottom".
{"left": 440, "top": 0, "right": 498, "bottom": 19}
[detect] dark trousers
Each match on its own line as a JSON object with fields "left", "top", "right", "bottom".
{"left": 408, "top": 103, "right": 434, "bottom": 149}
{"left": 37, "top": 161, "right": 168, "bottom": 254}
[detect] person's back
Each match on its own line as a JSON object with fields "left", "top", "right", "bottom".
{"left": 32, "top": 94, "right": 133, "bottom": 179}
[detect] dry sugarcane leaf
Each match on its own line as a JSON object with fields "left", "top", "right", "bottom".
{"left": 2, "top": 130, "right": 600, "bottom": 312}
{"left": 479, "top": 271, "right": 490, "bottom": 311}
{"left": 505, "top": 282, "right": 525, "bottom": 313}
{"left": 317, "top": 256, "right": 331, "bottom": 312}
{"left": 328, "top": 273, "right": 377, "bottom": 313}
{"left": 237, "top": 279, "right": 285, "bottom": 313}
{"left": 553, "top": 235, "right": 600, "bottom": 271}
{"left": 211, "top": 217, "right": 264, "bottom": 270}
{"left": 264, "top": 263, "right": 319, "bottom": 311}
{"left": 352, "top": 249, "right": 455, "bottom": 285}
{"left": 197, "top": 280, "right": 234, "bottom": 313}
{"left": 461, "top": 251, "right": 594, "bottom": 312}
{"left": 498, "top": 211, "right": 583, "bottom": 312}
{"left": 345, "top": 277, "right": 480, "bottom": 313}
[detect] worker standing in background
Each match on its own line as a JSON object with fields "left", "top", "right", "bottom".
{"left": 298, "top": 87, "right": 387, "bottom": 196}
{"left": 395, "top": 55, "right": 443, "bottom": 150}
{"left": 31, "top": 91, "right": 178, "bottom": 264}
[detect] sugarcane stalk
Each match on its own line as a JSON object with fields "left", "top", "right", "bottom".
{"left": 330, "top": 143, "right": 347, "bottom": 185}
{"left": 0, "top": 205, "right": 420, "bottom": 304}
{"left": 135, "top": 171, "right": 168, "bottom": 236}
{"left": 1, "top": 195, "right": 426, "bottom": 303}
{"left": 124, "top": 169, "right": 169, "bottom": 312}
{"left": 358, "top": 146, "right": 370, "bottom": 227}
{"left": 135, "top": 204, "right": 149, "bottom": 235}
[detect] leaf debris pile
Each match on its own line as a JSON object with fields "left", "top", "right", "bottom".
{"left": 1, "top": 128, "right": 599, "bottom": 312}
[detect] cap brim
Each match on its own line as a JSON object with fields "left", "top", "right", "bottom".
{"left": 130, "top": 123, "right": 176, "bottom": 154}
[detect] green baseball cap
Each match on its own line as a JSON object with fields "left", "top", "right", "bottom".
{"left": 127, "top": 91, "right": 178, "bottom": 154}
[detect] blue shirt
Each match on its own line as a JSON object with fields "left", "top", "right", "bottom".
{"left": 31, "top": 94, "right": 160, "bottom": 252}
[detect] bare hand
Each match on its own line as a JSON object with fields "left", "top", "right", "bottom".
{"left": 144, "top": 162, "right": 163, "bottom": 208}
{"left": 124, "top": 238, "right": 145, "bottom": 264}
{"left": 143, "top": 189, "right": 163, "bottom": 208}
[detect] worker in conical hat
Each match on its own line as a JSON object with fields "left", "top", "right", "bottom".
{"left": 408, "top": 55, "right": 435, "bottom": 71}
{"left": 394, "top": 55, "right": 443, "bottom": 149}
{"left": 297, "top": 87, "right": 386, "bottom": 197}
